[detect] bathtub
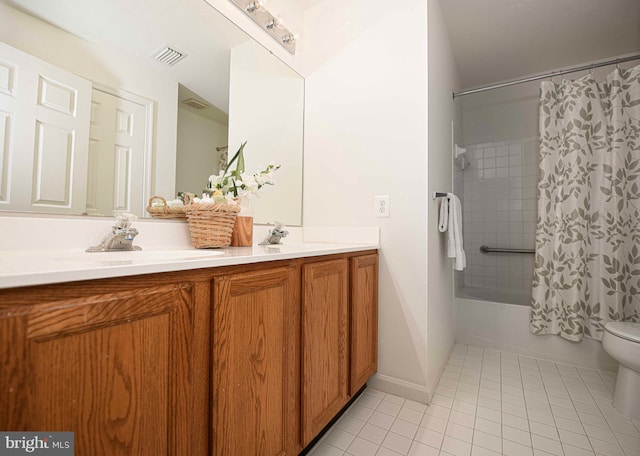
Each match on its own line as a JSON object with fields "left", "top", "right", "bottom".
{"left": 455, "top": 286, "right": 618, "bottom": 372}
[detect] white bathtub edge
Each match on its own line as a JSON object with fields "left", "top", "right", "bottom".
{"left": 455, "top": 297, "right": 618, "bottom": 373}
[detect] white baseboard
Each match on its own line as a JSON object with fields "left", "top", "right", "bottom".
{"left": 366, "top": 373, "right": 430, "bottom": 404}
{"left": 426, "top": 341, "right": 456, "bottom": 403}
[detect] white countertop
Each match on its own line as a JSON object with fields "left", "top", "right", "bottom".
{"left": 0, "top": 214, "right": 379, "bottom": 289}
{"left": 0, "top": 242, "right": 378, "bottom": 289}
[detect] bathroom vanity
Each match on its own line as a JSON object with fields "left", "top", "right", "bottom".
{"left": 0, "top": 245, "right": 378, "bottom": 455}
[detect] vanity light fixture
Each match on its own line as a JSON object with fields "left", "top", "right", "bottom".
{"left": 228, "top": 0, "right": 297, "bottom": 55}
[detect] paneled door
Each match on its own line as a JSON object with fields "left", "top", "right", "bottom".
{"left": 86, "top": 88, "right": 147, "bottom": 216}
{"left": 0, "top": 41, "right": 91, "bottom": 213}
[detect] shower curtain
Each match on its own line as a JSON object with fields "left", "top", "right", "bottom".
{"left": 530, "top": 64, "right": 640, "bottom": 341}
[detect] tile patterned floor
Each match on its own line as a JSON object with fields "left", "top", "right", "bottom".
{"left": 308, "top": 344, "right": 640, "bottom": 456}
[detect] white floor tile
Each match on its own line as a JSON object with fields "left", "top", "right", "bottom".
{"left": 377, "top": 401, "right": 403, "bottom": 417}
{"left": 390, "top": 419, "right": 419, "bottom": 440}
{"left": 348, "top": 437, "right": 382, "bottom": 456}
{"left": 375, "top": 447, "right": 403, "bottom": 456}
{"left": 358, "top": 423, "right": 388, "bottom": 445}
{"left": 588, "top": 437, "right": 625, "bottom": 456}
{"left": 339, "top": 416, "right": 367, "bottom": 435}
{"left": 554, "top": 416, "right": 586, "bottom": 434}
{"left": 312, "top": 348, "right": 631, "bottom": 456}
{"left": 529, "top": 421, "right": 560, "bottom": 441}
{"left": 419, "top": 414, "right": 448, "bottom": 434}
{"left": 381, "top": 432, "right": 412, "bottom": 455}
{"left": 503, "top": 439, "right": 533, "bottom": 456}
{"left": 472, "top": 430, "right": 502, "bottom": 453}
{"left": 350, "top": 404, "right": 375, "bottom": 421}
{"left": 474, "top": 417, "right": 501, "bottom": 437}
{"left": 531, "top": 434, "right": 564, "bottom": 456}
{"left": 558, "top": 428, "right": 592, "bottom": 450}
{"left": 368, "top": 411, "right": 396, "bottom": 430}
{"left": 424, "top": 405, "right": 451, "bottom": 420}
{"left": 397, "top": 407, "right": 425, "bottom": 425}
{"left": 406, "top": 441, "right": 439, "bottom": 456}
{"left": 471, "top": 445, "right": 500, "bottom": 456}
{"left": 358, "top": 394, "right": 384, "bottom": 410}
{"left": 503, "top": 425, "right": 531, "bottom": 446}
{"left": 413, "top": 427, "right": 444, "bottom": 449}
{"left": 449, "top": 410, "right": 476, "bottom": 428}
{"left": 476, "top": 406, "right": 502, "bottom": 424}
{"left": 446, "top": 422, "right": 474, "bottom": 443}
{"left": 384, "top": 394, "right": 407, "bottom": 405}
{"left": 502, "top": 412, "right": 529, "bottom": 431}
{"left": 441, "top": 436, "right": 472, "bottom": 456}
{"left": 325, "top": 429, "right": 357, "bottom": 451}
{"left": 561, "top": 444, "right": 596, "bottom": 456}
{"left": 313, "top": 442, "right": 345, "bottom": 456}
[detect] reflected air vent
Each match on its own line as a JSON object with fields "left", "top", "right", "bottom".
{"left": 182, "top": 98, "right": 209, "bottom": 110}
{"left": 151, "top": 44, "right": 187, "bottom": 66}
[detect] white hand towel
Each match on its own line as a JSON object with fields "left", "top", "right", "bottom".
{"left": 438, "top": 197, "right": 449, "bottom": 232}
{"left": 446, "top": 193, "right": 466, "bottom": 271}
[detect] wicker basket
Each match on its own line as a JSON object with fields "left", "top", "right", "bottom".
{"left": 146, "top": 194, "right": 193, "bottom": 219}
{"left": 185, "top": 202, "right": 241, "bottom": 248}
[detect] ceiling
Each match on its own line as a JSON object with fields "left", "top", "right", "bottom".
{"left": 440, "top": 0, "right": 640, "bottom": 90}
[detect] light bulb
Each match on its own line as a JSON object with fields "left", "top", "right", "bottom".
{"left": 282, "top": 33, "right": 298, "bottom": 45}
{"left": 246, "top": 0, "right": 265, "bottom": 13}
{"left": 266, "top": 16, "right": 284, "bottom": 30}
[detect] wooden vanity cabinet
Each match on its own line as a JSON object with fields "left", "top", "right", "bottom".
{"left": 0, "top": 273, "right": 211, "bottom": 456}
{"left": 349, "top": 254, "right": 379, "bottom": 395}
{"left": 0, "top": 250, "right": 378, "bottom": 455}
{"left": 300, "top": 258, "right": 350, "bottom": 445}
{"left": 299, "top": 253, "right": 379, "bottom": 447}
{"left": 211, "top": 263, "right": 301, "bottom": 456}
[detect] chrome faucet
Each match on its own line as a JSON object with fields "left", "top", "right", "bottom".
{"left": 259, "top": 222, "right": 289, "bottom": 245}
{"left": 86, "top": 213, "right": 142, "bottom": 252}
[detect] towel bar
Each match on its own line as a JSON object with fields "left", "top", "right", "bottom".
{"left": 480, "top": 245, "right": 535, "bottom": 254}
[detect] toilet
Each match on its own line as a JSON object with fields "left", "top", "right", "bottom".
{"left": 602, "top": 322, "right": 640, "bottom": 419}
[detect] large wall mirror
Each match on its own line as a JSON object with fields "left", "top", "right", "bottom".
{"left": 0, "top": 0, "right": 304, "bottom": 225}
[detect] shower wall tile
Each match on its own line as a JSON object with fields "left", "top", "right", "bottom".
{"left": 460, "top": 137, "right": 538, "bottom": 293}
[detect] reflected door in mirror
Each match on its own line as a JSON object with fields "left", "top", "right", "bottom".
{"left": 0, "top": 42, "right": 91, "bottom": 214}
{"left": 87, "top": 88, "right": 147, "bottom": 216}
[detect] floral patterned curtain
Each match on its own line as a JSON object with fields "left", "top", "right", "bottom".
{"left": 530, "top": 65, "right": 640, "bottom": 341}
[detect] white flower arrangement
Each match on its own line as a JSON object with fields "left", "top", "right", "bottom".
{"left": 204, "top": 141, "right": 280, "bottom": 205}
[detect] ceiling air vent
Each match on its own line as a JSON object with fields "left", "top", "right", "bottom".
{"left": 182, "top": 98, "right": 209, "bottom": 110}
{"left": 151, "top": 44, "right": 187, "bottom": 67}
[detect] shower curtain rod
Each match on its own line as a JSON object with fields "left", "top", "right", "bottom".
{"left": 453, "top": 54, "right": 640, "bottom": 98}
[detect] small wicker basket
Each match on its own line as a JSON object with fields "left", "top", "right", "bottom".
{"left": 185, "top": 202, "right": 241, "bottom": 248}
{"left": 146, "top": 194, "right": 193, "bottom": 219}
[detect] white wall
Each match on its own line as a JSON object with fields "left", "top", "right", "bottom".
{"left": 426, "top": 0, "right": 461, "bottom": 397}
{"left": 302, "top": 0, "right": 430, "bottom": 400}
{"left": 0, "top": 3, "right": 179, "bottom": 200}
{"left": 176, "top": 108, "right": 228, "bottom": 196}
{"left": 228, "top": 40, "right": 304, "bottom": 226}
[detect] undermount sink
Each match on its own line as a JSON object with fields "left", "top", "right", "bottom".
{"left": 54, "top": 249, "right": 225, "bottom": 265}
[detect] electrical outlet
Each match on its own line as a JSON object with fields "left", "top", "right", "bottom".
{"left": 374, "top": 195, "right": 390, "bottom": 218}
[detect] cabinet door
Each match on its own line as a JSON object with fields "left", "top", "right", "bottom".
{"left": 0, "top": 282, "right": 202, "bottom": 455}
{"left": 350, "top": 254, "right": 379, "bottom": 395}
{"left": 213, "top": 265, "right": 300, "bottom": 456}
{"left": 301, "top": 259, "right": 349, "bottom": 446}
